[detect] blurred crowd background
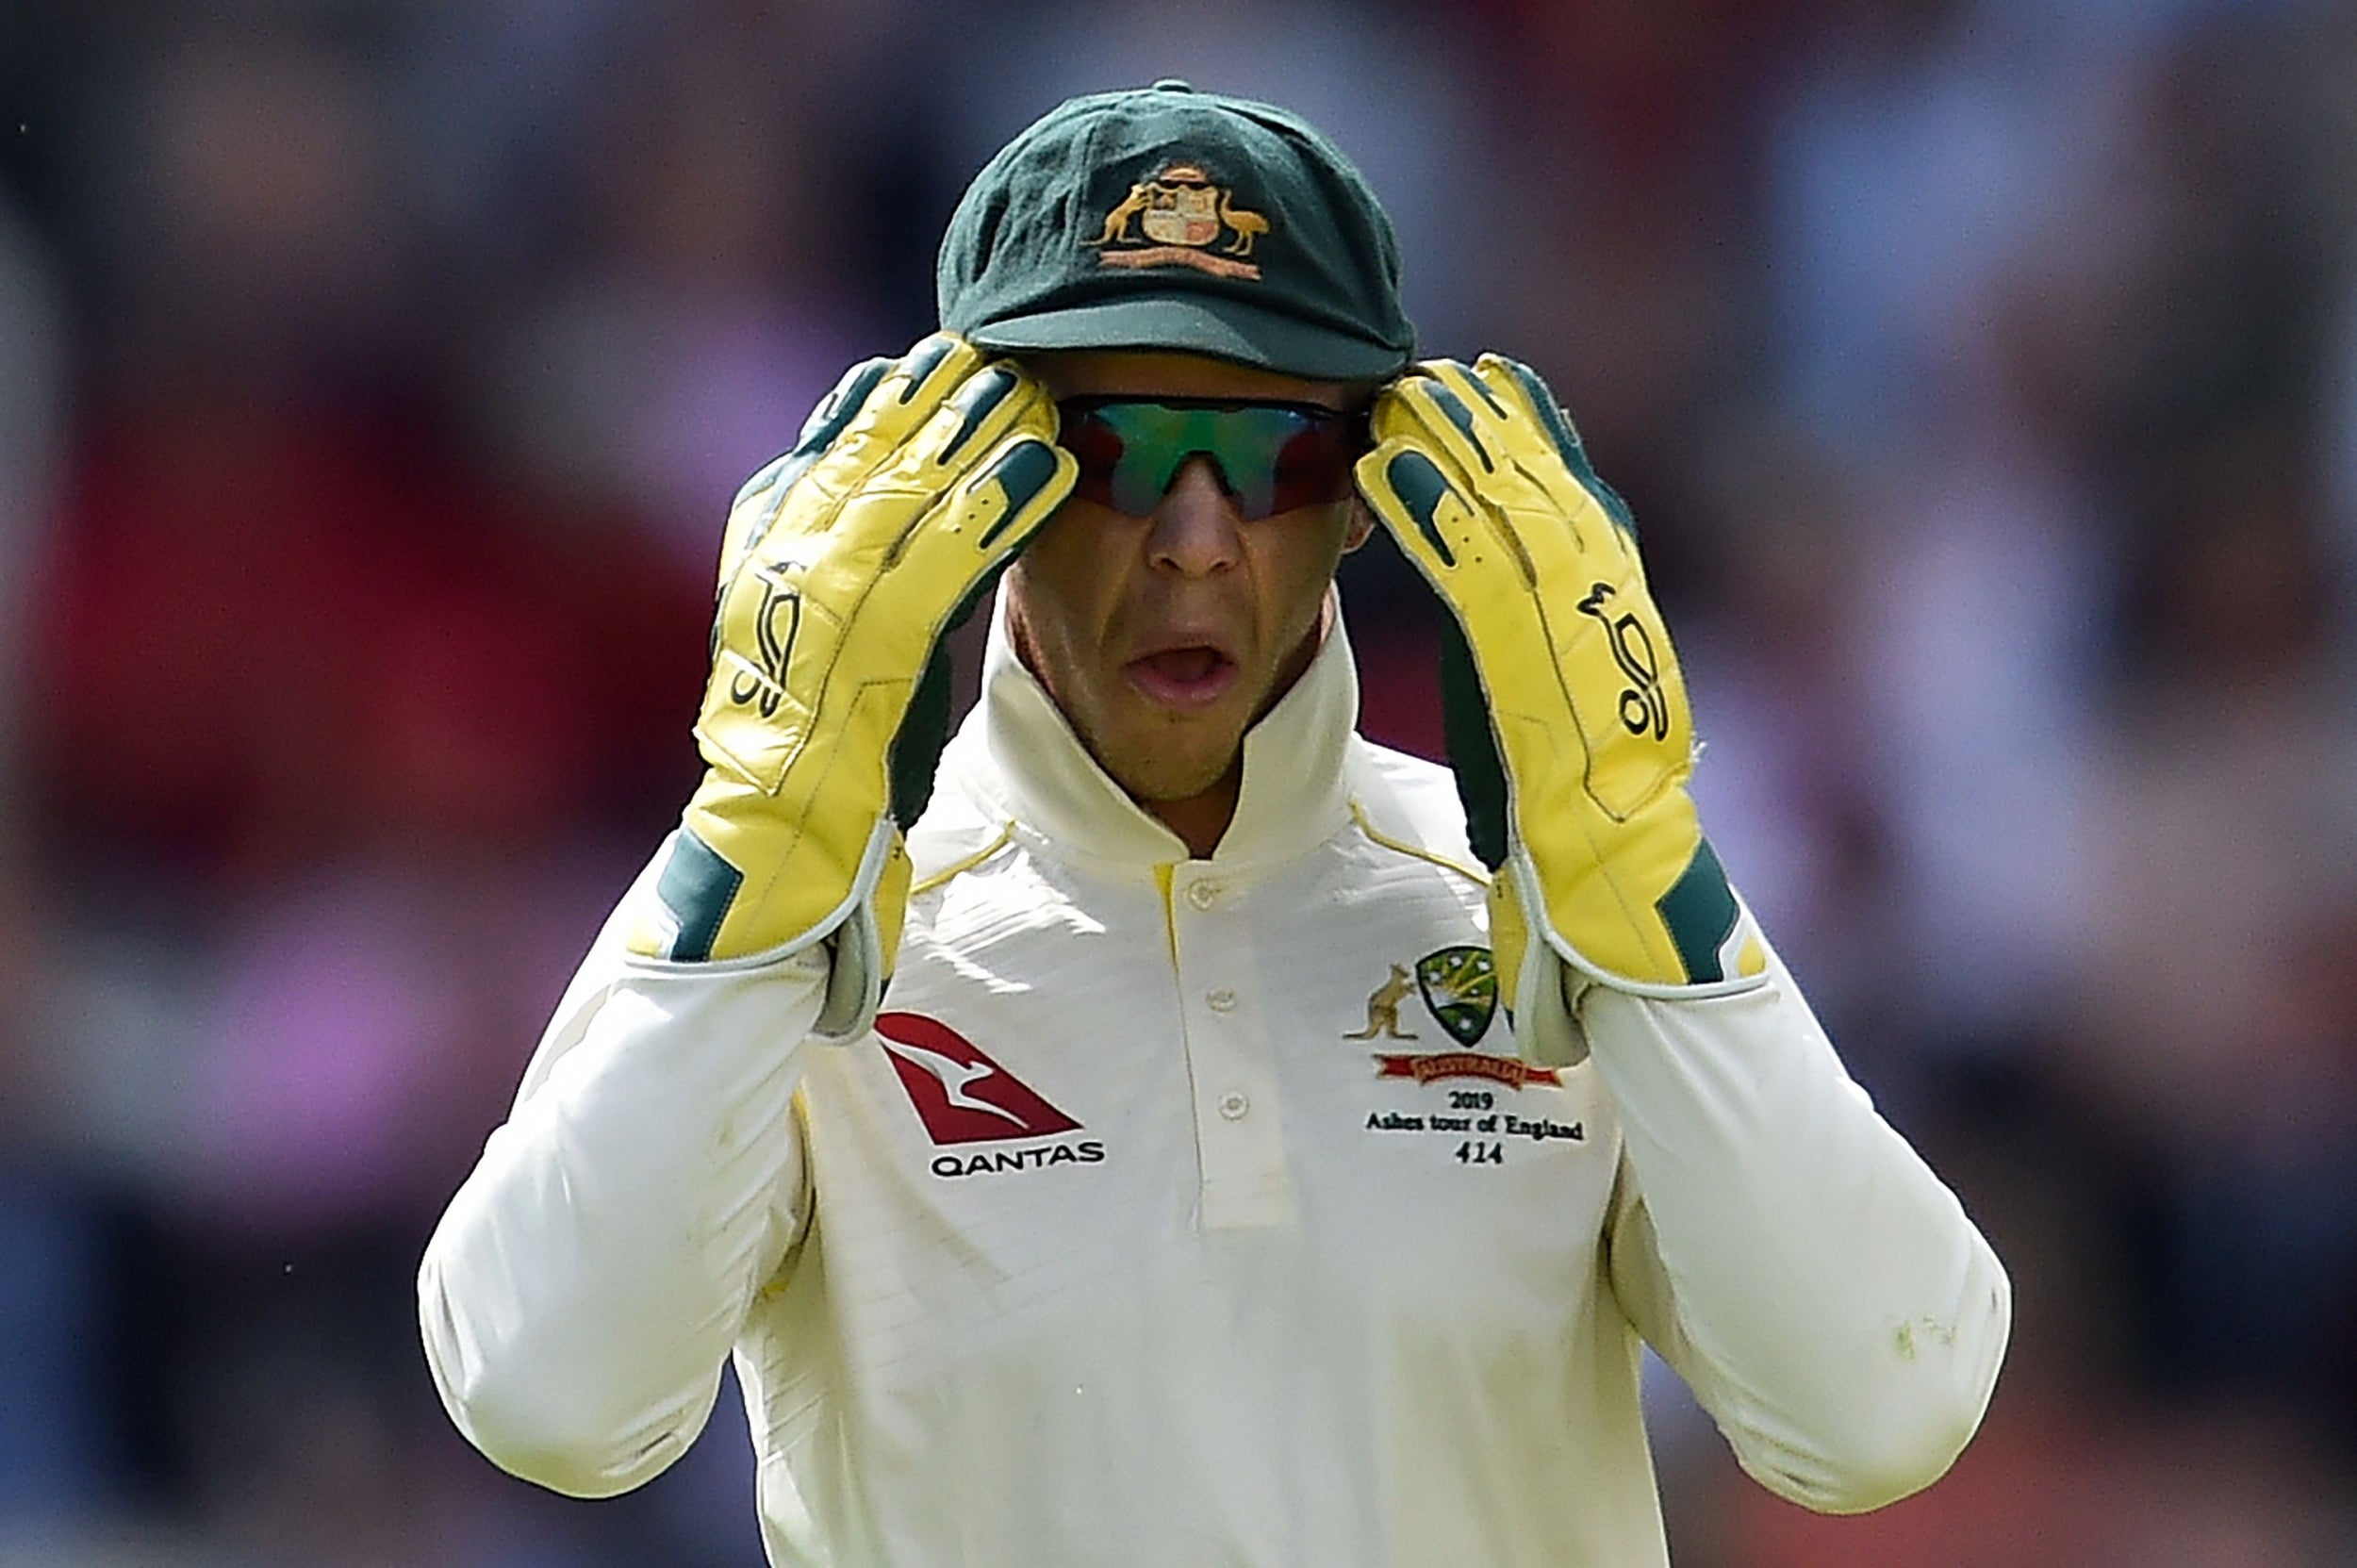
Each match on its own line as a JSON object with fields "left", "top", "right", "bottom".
{"left": 3, "top": 0, "right": 2355, "bottom": 1562}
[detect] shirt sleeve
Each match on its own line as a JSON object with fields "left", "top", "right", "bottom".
{"left": 1573, "top": 942, "right": 2011, "bottom": 1514}
{"left": 417, "top": 850, "right": 829, "bottom": 1499}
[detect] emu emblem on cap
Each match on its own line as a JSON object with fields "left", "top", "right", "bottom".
{"left": 1090, "top": 164, "right": 1269, "bottom": 280}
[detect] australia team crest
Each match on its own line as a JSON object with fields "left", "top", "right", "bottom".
{"left": 1348, "top": 944, "right": 1559, "bottom": 1091}
{"left": 1090, "top": 164, "right": 1270, "bottom": 279}
{"left": 1414, "top": 945, "right": 1498, "bottom": 1047}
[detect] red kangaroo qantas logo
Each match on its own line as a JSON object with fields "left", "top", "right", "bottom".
{"left": 874, "top": 1012, "right": 1082, "bottom": 1145}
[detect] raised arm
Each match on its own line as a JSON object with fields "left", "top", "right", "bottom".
{"left": 419, "top": 336, "right": 1076, "bottom": 1495}
{"left": 1358, "top": 355, "right": 2008, "bottom": 1510}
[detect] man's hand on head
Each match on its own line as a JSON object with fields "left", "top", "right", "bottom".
{"left": 628, "top": 335, "right": 1076, "bottom": 1030}
{"left": 1355, "top": 355, "right": 1768, "bottom": 1011}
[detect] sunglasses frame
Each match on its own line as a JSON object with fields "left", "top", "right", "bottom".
{"left": 1054, "top": 394, "right": 1369, "bottom": 521}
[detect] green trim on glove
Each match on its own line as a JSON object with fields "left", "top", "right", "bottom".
{"left": 1436, "top": 616, "right": 1508, "bottom": 872}
{"left": 651, "top": 829, "right": 742, "bottom": 966}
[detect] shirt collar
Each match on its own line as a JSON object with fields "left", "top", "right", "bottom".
{"left": 971, "top": 583, "right": 1360, "bottom": 873}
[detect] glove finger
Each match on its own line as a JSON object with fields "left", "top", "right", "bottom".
{"left": 801, "top": 355, "right": 901, "bottom": 454}
{"left": 719, "top": 355, "right": 898, "bottom": 586}
{"left": 1414, "top": 357, "right": 1519, "bottom": 456}
{"left": 854, "top": 359, "right": 1030, "bottom": 516}
{"left": 1473, "top": 355, "right": 1642, "bottom": 549}
{"left": 844, "top": 365, "right": 1067, "bottom": 573}
{"left": 894, "top": 330, "right": 968, "bottom": 394}
{"left": 1415, "top": 358, "right": 1624, "bottom": 578}
{"left": 934, "top": 361, "right": 1032, "bottom": 468}
{"left": 963, "top": 429, "right": 1075, "bottom": 555}
{"left": 865, "top": 333, "right": 988, "bottom": 465}
{"left": 1467, "top": 355, "right": 1575, "bottom": 469}
{"left": 877, "top": 428, "right": 1074, "bottom": 615}
{"left": 1370, "top": 367, "right": 1512, "bottom": 508}
{"left": 786, "top": 333, "right": 986, "bottom": 525}
{"left": 1374, "top": 371, "right": 1593, "bottom": 591}
{"left": 903, "top": 358, "right": 1061, "bottom": 503}
{"left": 1353, "top": 431, "right": 1490, "bottom": 585}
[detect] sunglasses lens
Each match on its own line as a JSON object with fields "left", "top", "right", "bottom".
{"left": 1059, "top": 401, "right": 1357, "bottom": 520}
{"left": 1061, "top": 405, "right": 1138, "bottom": 512}
{"left": 1266, "top": 419, "right": 1355, "bottom": 515}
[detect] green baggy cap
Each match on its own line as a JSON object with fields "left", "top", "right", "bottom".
{"left": 937, "top": 80, "right": 1416, "bottom": 383}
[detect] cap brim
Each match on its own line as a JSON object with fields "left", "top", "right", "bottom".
{"left": 966, "top": 294, "right": 1408, "bottom": 384}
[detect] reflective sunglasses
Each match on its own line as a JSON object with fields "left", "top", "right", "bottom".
{"left": 1056, "top": 396, "right": 1366, "bottom": 520}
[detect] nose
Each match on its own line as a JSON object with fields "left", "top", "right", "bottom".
{"left": 1146, "top": 457, "right": 1244, "bottom": 578}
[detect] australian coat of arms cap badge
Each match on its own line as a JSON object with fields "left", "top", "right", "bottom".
{"left": 1089, "top": 163, "right": 1270, "bottom": 280}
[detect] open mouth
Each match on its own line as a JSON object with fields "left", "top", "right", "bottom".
{"left": 1123, "top": 644, "right": 1240, "bottom": 709}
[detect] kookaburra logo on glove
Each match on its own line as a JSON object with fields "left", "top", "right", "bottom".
{"left": 1575, "top": 582, "right": 1668, "bottom": 742}
{"left": 730, "top": 573, "right": 802, "bottom": 721}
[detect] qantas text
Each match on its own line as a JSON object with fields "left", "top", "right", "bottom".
{"left": 931, "top": 1140, "right": 1108, "bottom": 1179}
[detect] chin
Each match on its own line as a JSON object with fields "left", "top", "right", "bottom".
{"left": 1117, "top": 758, "right": 1233, "bottom": 804}
{"left": 1097, "top": 735, "right": 1241, "bottom": 804}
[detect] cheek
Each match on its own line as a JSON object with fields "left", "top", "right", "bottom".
{"left": 1009, "top": 511, "right": 1126, "bottom": 651}
{"left": 1250, "top": 514, "right": 1354, "bottom": 638}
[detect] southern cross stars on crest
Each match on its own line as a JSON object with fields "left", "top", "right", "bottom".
{"left": 1413, "top": 945, "right": 1497, "bottom": 1048}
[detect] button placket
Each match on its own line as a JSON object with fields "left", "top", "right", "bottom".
{"left": 1168, "top": 868, "right": 1292, "bottom": 1230}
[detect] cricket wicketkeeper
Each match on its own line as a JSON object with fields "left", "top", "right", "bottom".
{"left": 420, "top": 80, "right": 2009, "bottom": 1566}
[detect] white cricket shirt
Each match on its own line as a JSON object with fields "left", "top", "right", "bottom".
{"left": 420, "top": 599, "right": 2010, "bottom": 1567}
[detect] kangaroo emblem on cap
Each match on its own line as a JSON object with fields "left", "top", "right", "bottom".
{"left": 1091, "top": 164, "right": 1268, "bottom": 279}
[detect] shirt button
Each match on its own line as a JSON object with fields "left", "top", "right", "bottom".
{"left": 1206, "top": 988, "right": 1237, "bottom": 1013}
{"left": 1185, "top": 880, "right": 1223, "bottom": 911}
{"left": 1217, "top": 1091, "right": 1250, "bottom": 1120}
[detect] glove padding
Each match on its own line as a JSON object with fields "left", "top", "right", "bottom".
{"left": 630, "top": 335, "right": 1076, "bottom": 1022}
{"left": 1356, "top": 355, "right": 1766, "bottom": 1002}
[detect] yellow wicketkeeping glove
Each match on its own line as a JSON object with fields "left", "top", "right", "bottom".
{"left": 629, "top": 334, "right": 1075, "bottom": 1023}
{"left": 1356, "top": 355, "right": 1766, "bottom": 1003}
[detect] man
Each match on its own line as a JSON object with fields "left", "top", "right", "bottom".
{"left": 420, "top": 81, "right": 2009, "bottom": 1566}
